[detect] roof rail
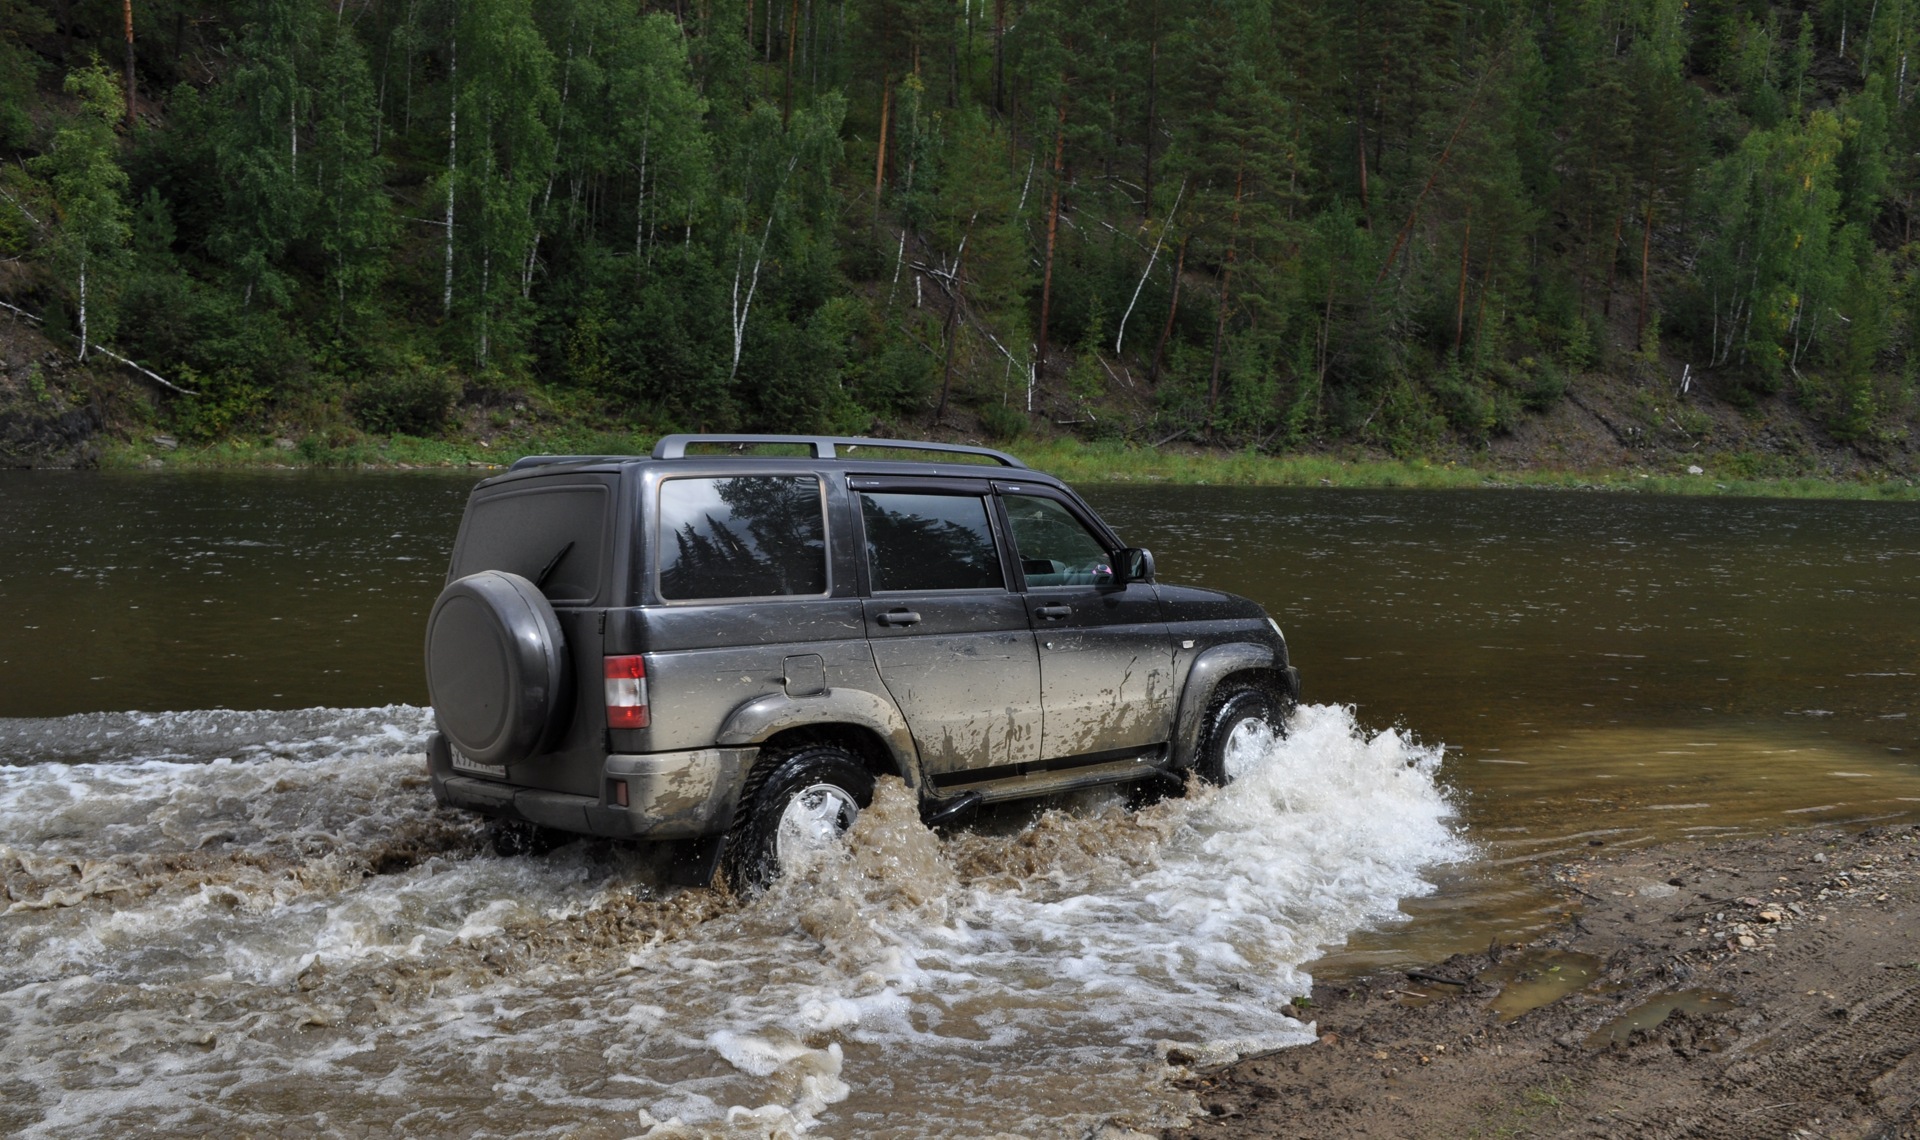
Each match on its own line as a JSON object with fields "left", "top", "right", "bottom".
{"left": 650, "top": 434, "right": 1027, "bottom": 468}
{"left": 506, "top": 454, "right": 629, "bottom": 471}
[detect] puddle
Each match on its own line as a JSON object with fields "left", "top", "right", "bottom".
{"left": 1587, "top": 990, "right": 1737, "bottom": 1047}
{"left": 1481, "top": 949, "right": 1602, "bottom": 1021}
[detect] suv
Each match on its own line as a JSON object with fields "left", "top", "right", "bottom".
{"left": 423, "top": 434, "right": 1299, "bottom": 889}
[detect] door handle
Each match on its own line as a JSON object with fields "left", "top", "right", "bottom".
{"left": 1035, "top": 605, "right": 1072, "bottom": 620}
{"left": 877, "top": 609, "right": 922, "bottom": 627}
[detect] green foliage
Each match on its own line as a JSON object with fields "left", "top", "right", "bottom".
{"left": 30, "top": 63, "right": 132, "bottom": 358}
{"left": 978, "top": 402, "right": 1027, "bottom": 442}
{"left": 0, "top": 1, "right": 50, "bottom": 146}
{"left": 349, "top": 360, "right": 459, "bottom": 436}
{"left": 0, "top": 0, "right": 1916, "bottom": 461}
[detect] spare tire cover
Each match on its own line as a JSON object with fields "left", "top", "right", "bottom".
{"left": 424, "top": 570, "right": 571, "bottom": 766}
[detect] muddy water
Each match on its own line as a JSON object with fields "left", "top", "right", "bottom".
{"left": 2, "top": 471, "right": 1918, "bottom": 1136}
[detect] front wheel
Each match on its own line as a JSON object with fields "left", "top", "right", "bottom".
{"left": 721, "top": 745, "right": 875, "bottom": 894}
{"left": 1194, "top": 683, "right": 1287, "bottom": 786}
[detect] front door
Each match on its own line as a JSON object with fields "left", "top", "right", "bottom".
{"left": 857, "top": 487, "right": 1043, "bottom": 779}
{"left": 1000, "top": 491, "right": 1176, "bottom": 760}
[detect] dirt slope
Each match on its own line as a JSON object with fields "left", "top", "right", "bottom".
{"left": 1169, "top": 825, "right": 1920, "bottom": 1139}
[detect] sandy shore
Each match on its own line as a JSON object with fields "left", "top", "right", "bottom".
{"left": 1165, "top": 824, "right": 1920, "bottom": 1139}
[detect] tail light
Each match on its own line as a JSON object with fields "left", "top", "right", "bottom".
{"left": 605, "top": 655, "right": 649, "bottom": 728}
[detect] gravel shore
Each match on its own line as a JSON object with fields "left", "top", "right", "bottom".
{"left": 1166, "top": 823, "right": 1920, "bottom": 1139}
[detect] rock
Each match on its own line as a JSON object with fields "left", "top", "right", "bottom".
{"left": 1757, "top": 906, "right": 1786, "bottom": 922}
{"left": 1814, "top": 853, "right": 1828, "bottom": 863}
{"left": 1737, "top": 934, "right": 1757, "bottom": 949}
{"left": 1687, "top": 464, "right": 1704, "bottom": 475}
{"left": 150, "top": 434, "right": 178, "bottom": 450}
{"left": 275, "top": 437, "right": 297, "bottom": 450}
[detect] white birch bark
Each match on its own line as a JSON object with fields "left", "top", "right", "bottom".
{"left": 442, "top": 19, "right": 457, "bottom": 318}
{"left": 1115, "top": 178, "right": 1184, "bottom": 355}
{"left": 729, "top": 212, "right": 777, "bottom": 380}
{"left": 77, "top": 259, "right": 89, "bottom": 361}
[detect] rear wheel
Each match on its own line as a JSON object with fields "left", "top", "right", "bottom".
{"left": 1194, "top": 683, "right": 1286, "bottom": 786}
{"left": 721, "top": 745, "right": 874, "bottom": 894}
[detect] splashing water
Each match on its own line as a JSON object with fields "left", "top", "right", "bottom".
{"left": 0, "top": 703, "right": 1466, "bottom": 1137}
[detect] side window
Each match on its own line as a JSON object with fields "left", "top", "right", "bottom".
{"left": 1003, "top": 494, "right": 1112, "bottom": 587}
{"left": 657, "top": 476, "right": 828, "bottom": 601}
{"left": 860, "top": 493, "right": 1005, "bottom": 592}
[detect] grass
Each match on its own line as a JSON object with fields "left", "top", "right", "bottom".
{"left": 96, "top": 431, "right": 1920, "bottom": 502}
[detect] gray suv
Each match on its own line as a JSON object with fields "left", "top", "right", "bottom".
{"left": 423, "top": 435, "right": 1299, "bottom": 889}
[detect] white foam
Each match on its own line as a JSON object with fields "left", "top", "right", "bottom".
{"left": 0, "top": 703, "right": 1466, "bottom": 1137}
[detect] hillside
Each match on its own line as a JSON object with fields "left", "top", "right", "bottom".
{"left": 1, "top": 1, "right": 1918, "bottom": 478}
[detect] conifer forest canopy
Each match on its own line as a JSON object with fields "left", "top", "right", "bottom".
{"left": 1, "top": 0, "right": 1917, "bottom": 450}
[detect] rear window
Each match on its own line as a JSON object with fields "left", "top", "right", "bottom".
{"left": 452, "top": 483, "right": 609, "bottom": 603}
{"left": 657, "top": 476, "right": 828, "bottom": 601}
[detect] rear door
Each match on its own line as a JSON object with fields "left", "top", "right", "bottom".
{"left": 852, "top": 479, "right": 1043, "bottom": 779}
{"left": 997, "top": 487, "right": 1176, "bottom": 760}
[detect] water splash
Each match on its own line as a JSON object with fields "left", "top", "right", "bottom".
{"left": 0, "top": 703, "right": 1465, "bottom": 1137}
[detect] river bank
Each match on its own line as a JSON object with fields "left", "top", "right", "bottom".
{"left": 1170, "top": 823, "right": 1920, "bottom": 1140}
{"left": 6, "top": 305, "right": 1920, "bottom": 499}
{"left": 69, "top": 434, "right": 1920, "bottom": 502}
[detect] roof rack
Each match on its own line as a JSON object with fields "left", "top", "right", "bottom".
{"left": 506, "top": 455, "right": 628, "bottom": 471}
{"left": 650, "top": 434, "right": 1027, "bottom": 468}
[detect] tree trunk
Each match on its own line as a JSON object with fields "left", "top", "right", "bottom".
{"left": 783, "top": 0, "right": 798, "bottom": 124}
{"left": 442, "top": 20, "right": 457, "bottom": 319}
{"left": 1143, "top": 33, "right": 1157, "bottom": 217}
{"left": 1603, "top": 213, "right": 1621, "bottom": 317}
{"left": 77, "top": 259, "right": 89, "bottom": 361}
{"left": 1117, "top": 179, "right": 1183, "bottom": 356}
{"left": 993, "top": 0, "right": 1005, "bottom": 113}
{"left": 1454, "top": 214, "right": 1470, "bottom": 356}
{"left": 1151, "top": 236, "right": 1187, "bottom": 385}
{"left": 873, "top": 77, "right": 891, "bottom": 221}
{"left": 1637, "top": 187, "right": 1654, "bottom": 346}
{"left": 1036, "top": 98, "right": 1067, "bottom": 369}
{"left": 1208, "top": 166, "right": 1244, "bottom": 419}
{"left": 122, "top": 0, "right": 135, "bottom": 129}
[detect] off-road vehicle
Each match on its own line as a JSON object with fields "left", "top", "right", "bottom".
{"left": 423, "top": 434, "right": 1299, "bottom": 889}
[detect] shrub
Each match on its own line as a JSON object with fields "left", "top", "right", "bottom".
{"left": 978, "top": 402, "right": 1027, "bottom": 442}
{"left": 351, "top": 362, "right": 457, "bottom": 435}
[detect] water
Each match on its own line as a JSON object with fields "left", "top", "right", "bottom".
{"left": 2, "top": 471, "right": 1918, "bottom": 1135}
{"left": 0, "top": 704, "right": 1458, "bottom": 1136}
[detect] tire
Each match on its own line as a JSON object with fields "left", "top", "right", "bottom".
{"left": 424, "top": 570, "right": 572, "bottom": 767}
{"left": 721, "top": 744, "right": 875, "bottom": 895}
{"left": 1193, "top": 682, "right": 1286, "bottom": 787}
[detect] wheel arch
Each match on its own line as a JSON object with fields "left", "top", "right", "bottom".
{"left": 1170, "top": 643, "right": 1294, "bottom": 772}
{"left": 715, "top": 691, "right": 923, "bottom": 794}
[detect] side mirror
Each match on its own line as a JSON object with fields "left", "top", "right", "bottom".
{"left": 1112, "top": 547, "right": 1155, "bottom": 585}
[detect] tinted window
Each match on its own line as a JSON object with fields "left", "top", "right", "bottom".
{"left": 452, "top": 483, "right": 608, "bottom": 603}
{"left": 658, "top": 476, "right": 828, "bottom": 601}
{"left": 861, "top": 493, "right": 1004, "bottom": 592}
{"left": 1003, "top": 494, "right": 1112, "bottom": 587}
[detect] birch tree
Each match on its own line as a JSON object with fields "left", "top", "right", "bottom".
{"left": 32, "top": 65, "right": 131, "bottom": 362}
{"left": 211, "top": 0, "right": 319, "bottom": 310}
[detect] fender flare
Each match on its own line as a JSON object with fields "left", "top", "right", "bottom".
{"left": 715, "top": 689, "right": 925, "bottom": 794}
{"left": 1170, "top": 642, "right": 1279, "bottom": 772}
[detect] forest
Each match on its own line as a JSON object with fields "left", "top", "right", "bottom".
{"left": 1, "top": 0, "right": 1917, "bottom": 456}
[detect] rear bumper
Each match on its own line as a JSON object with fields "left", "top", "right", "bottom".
{"left": 426, "top": 733, "right": 756, "bottom": 839}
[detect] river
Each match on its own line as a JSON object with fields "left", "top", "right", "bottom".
{"left": 1, "top": 470, "right": 1915, "bottom": 1137}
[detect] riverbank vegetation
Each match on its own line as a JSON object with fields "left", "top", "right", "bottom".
{"left": 93, "top": 431, "right": 1920, "bottom": 500}
{"left": 3, "top": 0, "right": 1920, "bottom": 479}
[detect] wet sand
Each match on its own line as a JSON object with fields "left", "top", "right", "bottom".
{"left": 1167, "top": 823, "right": 1920, "bottom": 1139}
